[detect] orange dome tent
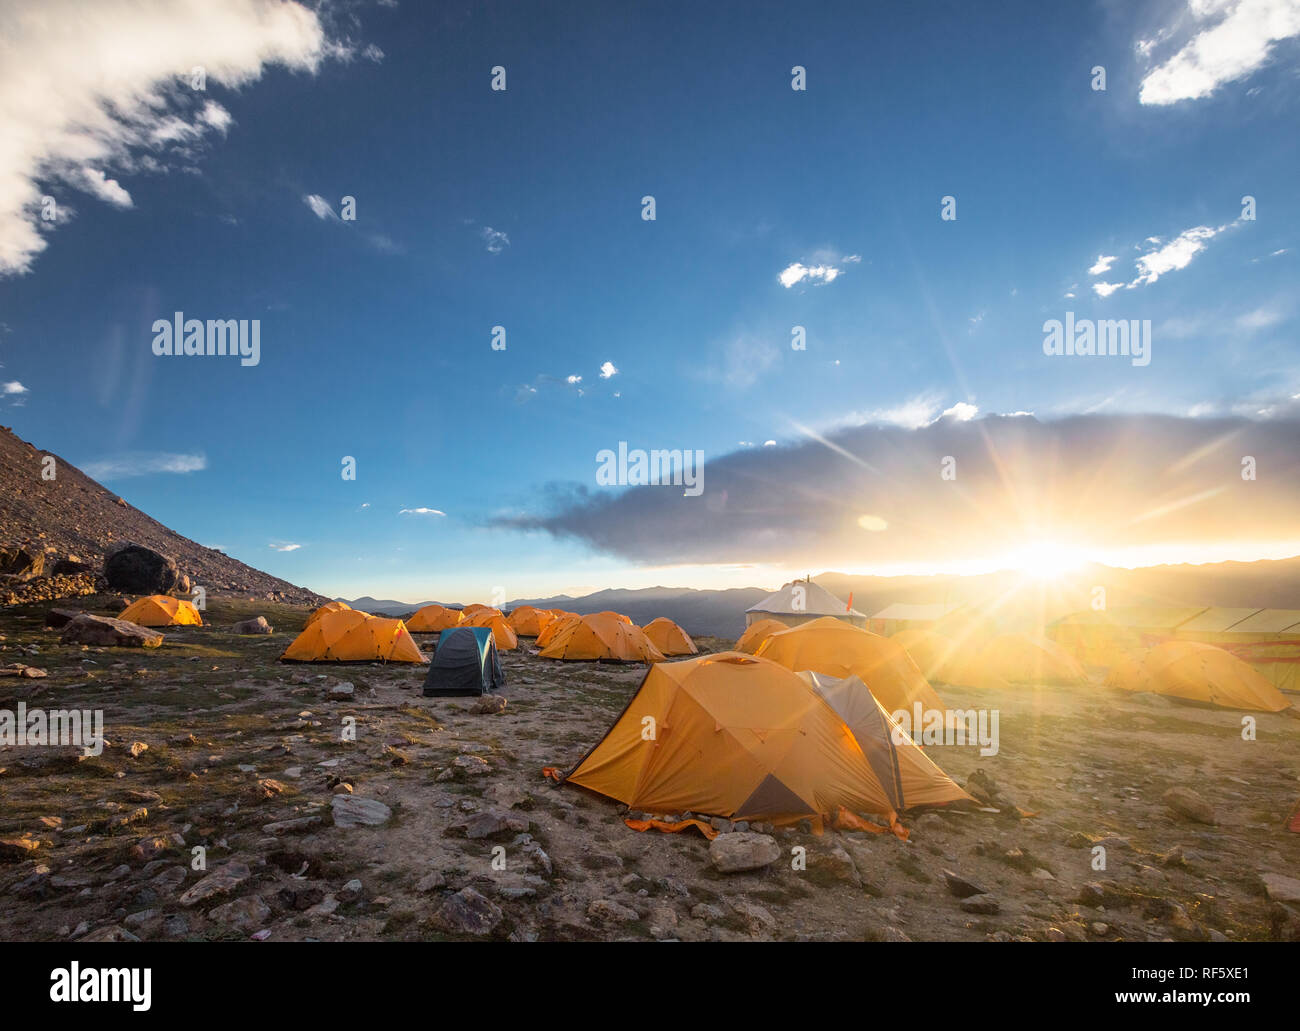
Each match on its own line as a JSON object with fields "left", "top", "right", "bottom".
{"left": 539, "top": 612, "right": 665, "bottom": 663}
{"left": 119, "top": 595, "right": 203, "bottom": 627}
{"left": 1106, "top": 641, "right": 1291, "bottom": 712}
{"left": 306, "top": 600, "right": 354, "bottom": 627}
{"left": 756, "top": 616, "right": 946, "bottom": 718}
{"left": 641, "top": 617, "right": 698, "bottom": 656}
{"left": 406, "top": 604, "right": 464, "bottom": 633}
{"left": 507, "top": 606, "right": 553, "bottom": 637}
{"left": 280, "top": 609, "right": 426, "bottom": 663}
{"left": 555, "top": 653, "right": 970, "bottom": 831}
{"left": 536, "top": 612, "right": 581, "bottom": 649}
{"left": 467, "top": 610, "right": 519, "bottom": 651}
{"left": 972, "top": 632, "right": 1087, "bottom": 686}
{"left": 461, "top": 604, "right": 500, "bottom": 620}
{"left": 735, "top": 618, "right": 787, "bottom": 655}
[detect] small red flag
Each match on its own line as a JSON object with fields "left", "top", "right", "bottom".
{"left": 846, "top": 592, "right": 853, "bottom": 612}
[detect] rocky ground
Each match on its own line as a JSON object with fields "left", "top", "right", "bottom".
{"left": 1, "top": 595, "right": 1299, "bottom": 942}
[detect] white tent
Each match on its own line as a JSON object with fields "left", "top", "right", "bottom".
{"left": 744, "top": 578, "right": 867, "bottom": 629}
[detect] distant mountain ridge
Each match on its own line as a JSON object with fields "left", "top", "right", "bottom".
{"left": 343, "top": 556, "right": 1300, "bottom": 639}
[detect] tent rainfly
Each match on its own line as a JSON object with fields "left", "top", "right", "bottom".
{"left": 744, "top": 578, "right": 866, "bottom": 629}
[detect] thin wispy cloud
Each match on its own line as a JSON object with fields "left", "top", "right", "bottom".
{"left": 82, "top": 451, "right": 207, "bottom": 481}
{"left": 0, "top": 0, "right": 345, "bottom": 276}
{"left": 399, "top": 507, "right": 446, "bottom": 516}
{"left": 1087, "top": 254, "right": 1116, "bottom": 275}
{"left": 481, "top": 226, "right": 509, "bottom": 253}
{"left": 1139, "top": 0, "right": 1300, "bottom": 106}
{"left": 303, "top": 193, "right": 338, "bottom": 220}
{"left": 269, "top": 542, "right": 302, "bottom": 552}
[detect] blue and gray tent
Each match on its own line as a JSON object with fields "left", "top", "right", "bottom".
{"left": 422, "top": 626, "right": 505, "bottom": 697}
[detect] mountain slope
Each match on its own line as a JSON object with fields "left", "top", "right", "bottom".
{"left": 0, "top": 425, "right": 326, "bottom": 605}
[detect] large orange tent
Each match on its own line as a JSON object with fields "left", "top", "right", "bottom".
{"left": 460, "top": 604, "right": 501, "bottom": 621}
{"left": 641, "top": 617, "right": 698, "bottom": 656}
{"left": 119, "top": 595, "right": 203, "bottom": 627}
{"left": 306, "top": 600, "right": 354, "bottom": 626}
{"left": 539, "top": 612, "right": 665, "bottom": 663}
{"left": 556, "top": 653, "right": 969, "bottom": 830}
{"left": 972, "top": 632, "right": 1087, "bottom": 686}
{"left": 467, "top": 610, "right": 519, "bottom": 651}
{"left": 1106, "top": 641, "right": 1291, "bottom": 713}
{"left": 507, "top": 606, "right": 553, "bottom": 638}
{"left": 755, "top": 616, "right": 946, "bottom": 718}
{"left": 280, "top": 609, "right": 426, "bottom": 663}
{"left": 536, "top": 612, "right": 581, "bottom": 649}
{"left": 406, "top": 604, "right": 464, "bottom": 633}
{"left": 735, "top": 617, "right": 787, "bottom": 655}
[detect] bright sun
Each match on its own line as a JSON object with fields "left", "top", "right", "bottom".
{"left": 1006, "top": 539, "right": 1090, "bottom": 581}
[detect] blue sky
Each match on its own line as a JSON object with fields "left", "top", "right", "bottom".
{"left": 2, "top": 0, "right": 1298, "bottom": 601}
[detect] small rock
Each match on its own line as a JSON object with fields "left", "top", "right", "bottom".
{"left": 942, "top": 869, "right": 987, "bottom": 898}
{"left": 208, "top": 895, "right": 271, "bottom": 932}
{"left": 330, "top": 796, "right": 392, "bottom": 828}
{"left": 708, "top": 832, "right": 781, "bottom": 873}
{"left": 587, "top": 899, "right": 639, "bottom": 924}
{"left": 431, "top": 887, "right": 503, "bottom": 936}
{"left": 960, "top": 893, "right": 1000, "bottom": 915}
{"left": 1162, "top": 786, "right": 1216, "bottom": 825}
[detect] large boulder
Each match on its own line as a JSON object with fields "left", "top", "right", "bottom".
{"left": 104, "top": 543, "right": 179, "bottom": 594}
{"left": 0, "top": 546, "right": 44, "bottom": 580}
{"left": 44, "top": 607, "right": 85, "bottom": 628}
{"left": 232, "top": 616, "right": 272, "bottom": 635}
{"left": 708, "top": 831, "right": 782, "bottom": 873}
{"left": 60, "top": 613, "right": 163, "bottom": 648}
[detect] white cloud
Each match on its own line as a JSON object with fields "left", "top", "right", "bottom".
{"left": 399, "top": 507, "right": 446, "bottom": 516}
{"left": 599, "top": 361, "right": 618, "bottom": 379}
{"left": 269, "top": 542, "right": 302, "bottom": 552}
{"left": 481, "top": 226, "right": 509, "bottom": 253}
{"left": 566, "top": 374, "right": 582, "bottom": 384}
{"left": 0, "top": 0, "right": 341, "bottom": 276}
{"left": 81, "top": 168, "right": 132, "bottom": 208}
{"left": 1131, "top": 225, "right": 1220, "bottom": 285}
{"left": 81, "top": 451, "right": 206, "bottom": 481}
{"left": 1238, "top": 305, "right": 1284, "bottom": 328}
{"left": 848, "top": 392, "right": 945, "bottom": 430}
{"left": 2, "top": 380, "right": 27, "bottom": 394}
{"left": 303, "top": 193, "right": 337, "bottom": 220}
{"left": 1087, "top": 254, "right": 1116, "bottom": 275}
{"left": 941, "top": 402, "right": 979, "bottom": 421}
{"left": 763, "top": 439, "right": 776, "bottom": 447}
{"left": 1088, "top": 221, "right": 1235, "bottom": 295}
{"left": 779, "top": 262, "right": 844, "bottom": 287}
{"left": 1139, "top": 0, "right": 1300, "bottom": 105}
